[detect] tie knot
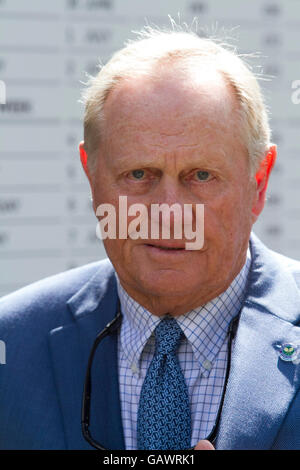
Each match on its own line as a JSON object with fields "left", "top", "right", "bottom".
{"left": 154, "top": 317, "right": 183, "bottom": 355}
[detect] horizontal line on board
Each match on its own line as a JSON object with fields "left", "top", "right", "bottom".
{"left": 0, "top": 11, "right": 60, "bottom": 20}
{"left": 0, "top": 284, "right": 27, "bottom": 289}
{"left": 0, "top": 118, "right": 61, "bottom": 125}
{"left": 0, "top": 45, "right": 61, "bottom": 54}
{"left": 2, "top": 79, "right": 62, "bottom": 87}
{"left": 0, "top": 12, "right": 136, "bottom": 22}
{"left": 0, "top": 217, "right": 62, "bottom": 224}
{"left": 0, "top": 185, "right": 62, "bottom": 192}
{"left": 0, "top": 250, "right": 63, "bottom": 258}
{"left": 0, "top": 217, "right": 94, "bottom": 225}
{"left": 0, "top": 119, "right": 82, "bottom": 126}
{"left": 0, "top": 152, "right": 59, "bottom": 158}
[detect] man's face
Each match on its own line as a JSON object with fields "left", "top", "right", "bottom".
{"left": 85, "top": 66, "right": 260, "bottom": 315}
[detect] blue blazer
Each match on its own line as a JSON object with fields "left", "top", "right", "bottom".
{"left": 1, "top": 233, "right": 300, "bottom": 450}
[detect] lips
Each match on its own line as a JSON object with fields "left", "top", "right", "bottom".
{"left": 153, "top": 246, "right": 184, "bottom": 250}
{"left": 148, "top": 245, "right": 184, "bottom": 250}
{"left": 145, "top": 242, "right": 186, "bottom": 251}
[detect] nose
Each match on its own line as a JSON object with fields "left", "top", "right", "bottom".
{"left": 149, "top": 175, "right": 188, "bottom": 238}
{"left": 154, "top": 174, "right": 188, "bottom": 206}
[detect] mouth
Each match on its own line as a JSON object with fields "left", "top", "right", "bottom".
{"left": 144, "top": 242, "right": 187, "bottom": 254}
{"left": 147, "top": 244, "right": 185, "bottom": 250}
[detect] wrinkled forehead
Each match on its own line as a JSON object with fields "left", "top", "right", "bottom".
{"left": 102, "top": 61, "right": 241, "bottom": 140}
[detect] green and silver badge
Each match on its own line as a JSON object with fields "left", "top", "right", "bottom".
{"left": 279, "top": 343, "right": 298, "bottom": 362}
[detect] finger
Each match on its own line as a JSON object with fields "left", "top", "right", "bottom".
{"left": 194, "top": 439, "right": 215, "bottom": 450}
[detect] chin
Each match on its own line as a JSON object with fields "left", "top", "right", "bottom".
{"left": 137, "top": 269, "right": 197, "bottom": 297}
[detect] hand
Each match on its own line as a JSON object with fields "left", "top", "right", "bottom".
{"left": 194, "top": 440, "right": 215, "bottom": 450}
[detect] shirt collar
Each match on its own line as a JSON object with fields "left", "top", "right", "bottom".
{"left": 116, "top": 249, "right": 251, "bottom": 377}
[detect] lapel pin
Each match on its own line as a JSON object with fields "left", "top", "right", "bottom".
{"left": 278, "top": 343, "right": 298, "bottom": 362}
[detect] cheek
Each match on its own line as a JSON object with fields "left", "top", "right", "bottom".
{"left": 102, "top": 238, "right": 128, "bottom": 266}
{"left": 93, "top": 186, "right": 116, "bottom": 207}
{"left": 90, "top": 163, "right": 116, "bottom": 203}
{"left": 204, "top": 188, "right": 253, "bottom": 237}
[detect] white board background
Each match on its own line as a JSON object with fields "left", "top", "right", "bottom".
{"left": 0, "top": 0, "right": 299, "bottom": 296}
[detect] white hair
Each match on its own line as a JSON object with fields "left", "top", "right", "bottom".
{"left": 81, "top": 23, "right": 271, "bottom": 176}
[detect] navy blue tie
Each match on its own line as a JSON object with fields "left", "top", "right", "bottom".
{"left": 137, "top": 317, "right": 192, "bottom": 450}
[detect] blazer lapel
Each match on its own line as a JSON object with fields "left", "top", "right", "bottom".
{"left": 216, "top": 234, "right": 300, "bottom": 449}
{"left": 49, "top": 261, "right": 125, "bottom": 450}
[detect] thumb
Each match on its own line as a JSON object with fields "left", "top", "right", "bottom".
{"left": 194, "top": 439, "right": 215, "bottom": 450}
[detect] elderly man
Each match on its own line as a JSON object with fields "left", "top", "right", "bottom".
{"left": 0, "top": 27, "right": 300, "bottom": 451}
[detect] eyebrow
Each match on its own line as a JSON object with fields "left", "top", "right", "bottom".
{"left": 109, "top": 155, "right": 161, "bottom": 170}
{"left": 108, "top": 151, "right": 228, "bottom": 174}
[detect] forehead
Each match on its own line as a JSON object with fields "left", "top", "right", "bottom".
{"left": 101, "top": 63, "right": 244, "bottom": 156}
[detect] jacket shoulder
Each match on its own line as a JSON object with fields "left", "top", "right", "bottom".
{"left": 267, "top": 249, "right": 300, "bottom": 289}
{"left": 0, "top": 258, "right": 113, "bottom": 333}
{"left": 251, "top": 233, "right": 300, "bottom": 289}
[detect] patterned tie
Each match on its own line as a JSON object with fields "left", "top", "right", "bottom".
{"left": 137, "top": 316, "right": 192, "bottom": 450}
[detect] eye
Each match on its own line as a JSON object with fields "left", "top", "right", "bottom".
{"left": 195, "top": 171, "right": 211, "bottom": 181}
{"left": 130, "top": 169, "right": 145, "bottom": 180}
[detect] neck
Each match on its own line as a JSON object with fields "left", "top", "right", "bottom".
{"left": 118, "top": 274, "right": 243, "bottom": 318}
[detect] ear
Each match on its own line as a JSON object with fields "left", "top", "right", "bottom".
{"left": 79, "top": 140, "right": 88, "bottom": 172}
{"left": 252, "top": 144, "right": 277, "bottom": 220}
{"left": 79, "top": 141, "right": 97, "bottom": 213}
{"left": 79, "top": 141, "right": 93, "bottom": 185}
